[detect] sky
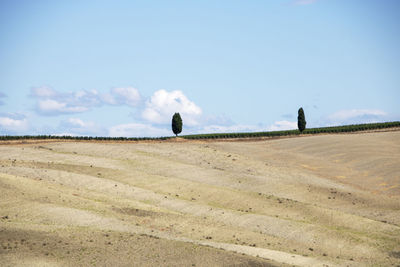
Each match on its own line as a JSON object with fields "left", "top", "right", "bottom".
{"left": 0, "top": 0, "right": 399, "bottom": 137}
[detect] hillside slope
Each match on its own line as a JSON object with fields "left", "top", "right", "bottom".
{"left": 1, "top": 131, "right": 399, "bottom": 266}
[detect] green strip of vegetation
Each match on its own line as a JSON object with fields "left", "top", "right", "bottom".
{"left": 0, "top": 121, "right": 399, "bottom": 141}
{"left": 0, "top": 135, "right": 172, "bottom": 141}
{"left": 182, "top": 121, "right": 400, "bottom": 140}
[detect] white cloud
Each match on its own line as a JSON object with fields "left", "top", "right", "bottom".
{"left": 287, "top": 109, "right": 397, "bottom": 128}
{"left": 38, "top": 99, "right": 65, "bottom": 111}
{"left": 142, "top": 89, "right": 202, "bottom": 126}
{"left": 267, "top": 120, "right": 297, "bottom": 131}
{"left": 37, "top": 99, "right": 88, "bottom": 114}
{"left": 100, "top": 93, "right": 116, "bottom": 105}
{"left": 198, "top": 124, "right": 263, "bottom": 134}
{"left": 31, "top": 86, "right": 142, "bottom": 115}
{"left": 31, "top": 87, "right": 100, "bottom": 115}
{"left": 60, "top": 118, "right": 104, "bottom": 136}
{"left": 108, "top": 123, "right": 171, "bottom": 137}
{"left": 0, "top": 114, "right": 29, "bottom": 133}
{"left": 30, "top": 86, "right": 56, "bottom": 98}
{"left": 323, "top": 109, "right": 390, "bottom": 126}
{"left": 100, "top": 87, "right": 141, "bottom": 107}
{"left": 111, "top": 87, "right": 141, "bottom": 107}
{"left": 65, "top": 118, "right": 90, "bottom": 128}
{"left": 197, "top": 121, "right": 297, "bottom": 135}
{"left": 328, "top": 109, "right": 386, "bottom": 121}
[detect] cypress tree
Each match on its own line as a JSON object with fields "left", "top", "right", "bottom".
{"left": 297, "top": 107, "right": 306, "bottom": 133}
{"left": 172, "top": 113, "right": 182, "bottom": 136}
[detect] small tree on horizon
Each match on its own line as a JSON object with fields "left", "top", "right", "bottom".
{"left": 172, "top": 113, "right": 182, "bottom": 136}
{"left": 297, "top": 107, "right": 306, "bottom": 133}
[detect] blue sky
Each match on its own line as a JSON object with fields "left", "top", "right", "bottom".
{"left": 0, "top": 0, "right": 399, "bottom": 137}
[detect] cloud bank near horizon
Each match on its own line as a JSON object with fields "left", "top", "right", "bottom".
{"left": 0, "top": 113, "right": 29, "bottom": 134}
{"left": 0, "top": 86, "right": 397, "bottom": 137}
{"left": 325, "top": 109, "right": 389, "bottom": 126}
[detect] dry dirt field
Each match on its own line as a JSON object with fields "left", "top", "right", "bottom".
{"left": 1, "top": 131, "right": 400, "bottom": 266}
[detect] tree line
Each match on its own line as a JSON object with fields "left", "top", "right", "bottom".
{"left": 172, "top": 108, "right": 399, "bottom": 139}
{"left": 0, "top": 109, "right": 398, "bottom": 141}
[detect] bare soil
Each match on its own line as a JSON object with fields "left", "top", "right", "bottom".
{"left": 1, "top": 131, "right": 399, "bottom": 266}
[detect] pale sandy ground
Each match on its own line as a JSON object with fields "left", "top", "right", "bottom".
{"left": 0, "top": 131, "right": 399, "bottom": 266}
